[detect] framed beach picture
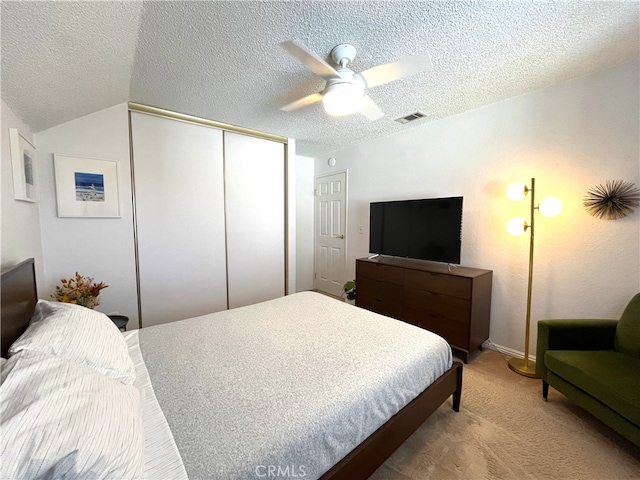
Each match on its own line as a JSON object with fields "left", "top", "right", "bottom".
{"left": 9, "top": 128, "right": 37, "bottom": 202}
{"left": 53, "top": 154, "right": 121, "bottom": 218}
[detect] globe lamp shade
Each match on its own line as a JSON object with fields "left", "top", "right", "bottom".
{"left": 506, "top": 182, "right": 527, "bottom": 201}
{"left": 539, "top": 197, "right": 562, "bottom": 217}
{"left": 322, "top": 83, "right": 364, "bottom": 116}
{"left": 506, "top": 217, "right": 527, "bottom": 236}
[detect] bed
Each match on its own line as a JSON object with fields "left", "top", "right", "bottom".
{"left": 1, "top": 258, "right": 463, "bottom": 479}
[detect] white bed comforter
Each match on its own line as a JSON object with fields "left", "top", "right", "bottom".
{"left": 124, "top": 331, "right": 188, "bottom": 480}
{"left": 132, "top": 291, "right": 453, "bottom": 479}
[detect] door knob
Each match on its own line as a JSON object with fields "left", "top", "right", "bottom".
{"left": 338, "top": 234, "right": 345, "bottom": 239}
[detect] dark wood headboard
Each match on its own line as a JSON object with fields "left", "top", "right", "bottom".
{"left": 1, "top": 258, "right": 38, "bottom": 358}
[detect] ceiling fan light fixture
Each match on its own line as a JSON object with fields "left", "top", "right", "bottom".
{"left": 322, "top": 83, "right": 364, "bottom": 116}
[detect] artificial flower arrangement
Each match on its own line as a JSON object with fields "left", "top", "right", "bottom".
{"left": 51, "top": 272, "right": 108, "bottom": 309}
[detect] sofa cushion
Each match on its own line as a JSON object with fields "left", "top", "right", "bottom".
{"left": 545, "top": 350, "right": 640, "bottom": 425}
{"left": 614, "top": 293, "right": 640, "bottom": 359}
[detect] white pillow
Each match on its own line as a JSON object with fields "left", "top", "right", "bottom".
{"left": 1, "top": 349, "right": 144, "bottom": 480}
{"left": 9, "top": 300, "right": 136, "bottom": 384}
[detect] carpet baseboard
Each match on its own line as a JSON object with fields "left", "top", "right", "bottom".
{"left": 483, "top": 339, "right": 536, "bottom": 363}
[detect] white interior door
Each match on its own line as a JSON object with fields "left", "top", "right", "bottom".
{"left": 315, "top": 172, "right": 347, "bottom": 297}
{"left": 224, "top": 131, "right": 285, "bottom": 309}
{"left": 131, "top": 112, "right": 228, "bottom": 326}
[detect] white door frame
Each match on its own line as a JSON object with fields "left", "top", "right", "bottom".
{"left": 314, "top": 170, "right": 348, "bottom": 295}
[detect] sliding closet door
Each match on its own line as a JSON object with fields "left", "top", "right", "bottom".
{"left": 224, "top": 132, "right": 285, "bottom": 308}
{"left": 131, "top": 112, "right": 227, "bottom": 326}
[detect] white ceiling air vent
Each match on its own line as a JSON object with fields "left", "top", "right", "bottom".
{"left": 395, "top": 111, "right": 428, "bottom": 124}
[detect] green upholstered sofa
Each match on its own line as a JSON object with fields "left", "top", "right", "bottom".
{"left": 536, "top": 293, "right": 640, "bottom": 447}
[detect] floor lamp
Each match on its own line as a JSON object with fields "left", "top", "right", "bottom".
{"left": 506, "top": 178, "right": 562, "bottom": 377}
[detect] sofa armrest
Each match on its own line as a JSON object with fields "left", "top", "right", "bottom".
{"left": 535, "top": 319, "right": 618, "bottom": 380}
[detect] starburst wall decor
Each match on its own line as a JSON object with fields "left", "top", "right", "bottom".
{"left": 583, "top": 180, "right": 640, "bottom": 220}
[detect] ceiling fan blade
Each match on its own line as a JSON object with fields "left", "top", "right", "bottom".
{"left": 356, "top": 52, "right": 433, "bottom": 89}
{"left": 359, "top": 95, "right": 384, "bottom": 121}
{"left": 281, "top": 40, "right": 340, "bottom": 80}
{"left": 281, "top": 92, "right": 323, "bottom": 112}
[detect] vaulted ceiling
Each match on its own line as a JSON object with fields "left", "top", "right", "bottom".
{"left": 2, "top": 1, "right": 638, "bottom": 158}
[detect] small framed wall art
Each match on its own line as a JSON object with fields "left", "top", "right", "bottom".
{"left": 9, "top": 128, "right": 37, "bottom": 202}
{"left": 53, "top": 154, "right": 121, "bottom": 218}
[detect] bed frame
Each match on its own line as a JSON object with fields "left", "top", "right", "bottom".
{"left": 1, "top": 257, "right": 463, "bottom": 479}
{"left": 1, "top": 258, "right": 37, "bottom": 358}
{"left": 321, "top": 361, "right": 462, "bottom": 479}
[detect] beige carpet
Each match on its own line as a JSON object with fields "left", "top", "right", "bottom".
{"left": 370, "top": 349, "right": 640, "bottom": 480}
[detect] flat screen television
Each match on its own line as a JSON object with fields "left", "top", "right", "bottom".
{"left": 369, "top": 196, "right": 463, "bottom": 264}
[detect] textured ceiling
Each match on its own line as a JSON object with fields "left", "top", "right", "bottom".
{"left": 2, "top": 1, "right": 638, "bottom": 158}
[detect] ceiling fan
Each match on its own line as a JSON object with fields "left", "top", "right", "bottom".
{"left": 280, "top": 40, "right": 433, "bottom": 121}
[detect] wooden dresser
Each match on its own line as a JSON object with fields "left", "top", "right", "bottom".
{"left": 356, "top": 257, "right": 492, "bottom": 362}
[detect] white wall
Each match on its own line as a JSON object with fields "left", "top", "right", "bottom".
{"left": 34, "top": 103, "right": 139, "bottom": 328}
{"left": 315, "top": 62, "right": 640, "bottom": 355}
{"left": 296, "top": 155, "right": 315, "bottom": 291}
{"left": 1, "top": 100, "right": 45, "bottom": 290}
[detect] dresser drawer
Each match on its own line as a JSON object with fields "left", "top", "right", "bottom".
{"left": 357, "top": 277, "right": 403, "bottom": 303}
{"left": 404, "top": 307, "right": 469, "bottom": 350}
{"left": 358, "top": 294, "right": 403, "bottom": 319}
{"left": 356, "top": 261, "right": 404, "bottom": 285}
{"left": 404, "top": 288, "right": 471, "bottom": 321}
{"left": 356, "top": 277, "right": 403, "bottom": 319}
{"left": 404, "top": 269, "right": 471, "bottom": 299}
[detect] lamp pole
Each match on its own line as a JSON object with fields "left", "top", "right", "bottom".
{"left": 508, "top": 177, "right": 538, "bottom": 377}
